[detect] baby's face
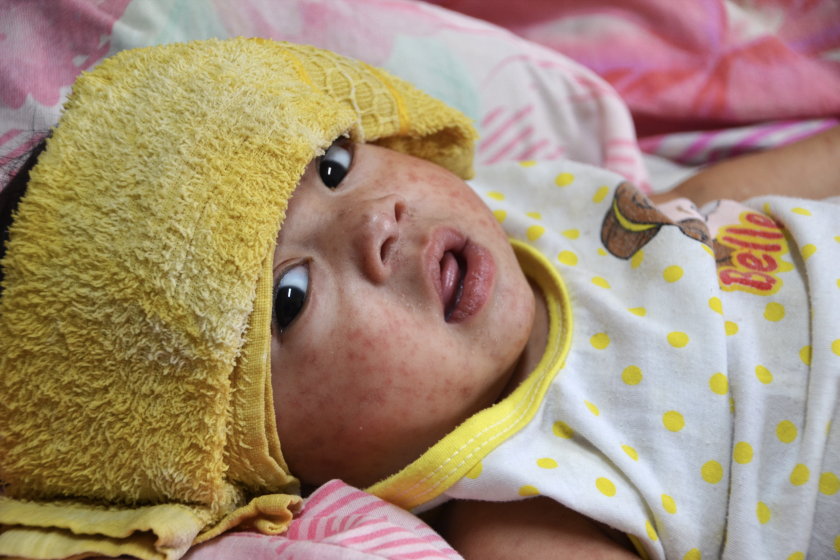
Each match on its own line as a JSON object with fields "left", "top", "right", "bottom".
{"left": 270, "top": 141, "right": 535, "bottom": 489}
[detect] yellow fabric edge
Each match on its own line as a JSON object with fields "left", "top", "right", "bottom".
{"left": 0, "top": 526, "right": 168, "bottom": 560}
{"left": 367, "top": 239, "right": 573, "bottom": 510}
{"left": 627, "top": 534, "right": 652, "bottom": 560}
{"left": 0, "top": 498, "right": 206, "bottom": 560}
{"left": 360, "top": 62, "right": 411, "bottom": 135}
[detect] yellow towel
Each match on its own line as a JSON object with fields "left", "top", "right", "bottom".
{"left": 0, "top": 38, "right": 477, "bottom": 559}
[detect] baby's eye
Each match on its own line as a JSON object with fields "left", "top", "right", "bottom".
{"left": 273, "top": 264, "right": 309, "bottom": 332}
{"left": 318, "top": 138, "right": 353, "bottom": 189}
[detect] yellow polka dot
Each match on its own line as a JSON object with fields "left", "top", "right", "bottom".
{"left": 709, "top": 373, "right": 728, "bottom": 395}
{"left": 777, "top": 420, "right": 798, "bottom": 443}
{"left": 552, "top": 421, "right": 574, "bottom": 439}
{"left": 487, "top": 191, "right": 505, "bottom": 200}
{"left": 622, "top": 445, "right": 639, "bottom": 461}
{"left": 730, "top": 397, "right": 735, "bottom": 414}
{"left": 596, "top": 477, "right": 616, "bottom": 497}
{"left": 631, "top": 250, "right": 644, "bottom": 269}
{"left": 628, "top": 307, "right": 646, "bottom": 316}
{"left": 622, "top": 365, "right": 643, "bottom": 385}
{"left": 662, "top": 494, "right": 677, "bottom": 514}
{"left": 836, "top": 535, "right": 840, "bottom": 554}
{"left": 562, "top": 228, "right": 579, "bottom": 239}
{"left": 702, "top": 244, "right": 714, "bottom": 257}
{"left": 757, "top": 502, "right": 771, "bottom": 524}
{"left": 645, "top": 520, "right": 658, "bottom": 541}
{"left": 519, "top": 485, "right": 540, "bottom": 496}
{"left": 668, "top": 332, "right": 689, "bottom": 348}
{"left": 790, "top": 463, "right": 810, "bottom": 486}
{"left": 733, "top": 442, "right": 753, "bottom": 464}
{"left": 526, "top": 225, "right": 545, "bottom": 241}
{"left": 537, "top": 458, "right": 558, "bottom": 469}
{"left": 833, "top": 340, "right": 840, "bottom": 356}
{"left": 684, "top": 549, "right": 701, "bottom": 560}
{"left": 555, "top": 172, "right": 575, "bottom": 187}
{"left": 591, "top": 333, "right": 610, "bottom": 349}
{"left": 792, "top": 207, "right": 811, "bottom": 216}
{"left": 593, "top": 185, "right": 609, "bottom": 203}
{"left": 702, "top": 461, "right": 724, "bottom": 484}
{"left": 597, "top": 248, "right": 607, "bottom": 256}
{"left": 465, "top": 462, "right": 483, "bottom": 479}
{"left": 585, "top": 401, "right": 600, "bottom": 416}
{"left": 663, "top": 265, "right": 684, "bottom": 283}
{"left": 837, "top": 279, "right": 840, "bottom": 289}
{"left": 802, "top": 244, "right": 817, "bottom": 260}
{"left": 725, "top": 321, "right": 739, "bottom": 336}
{"left": 525, "top": 211, "right": 542, "bottom": 220}
{"left": 763, "top": 202, "right": 772, "bottom": 216}
{"left": 764, "top": 302, "right": 785, "bottom": 322}
{"left": 820, "top": 472, "right": 840, "bottom": 495}
{"left": 800, "top": 345, "right": 812, "bottom": 366}
{"left": 788, "top": 553, "right": 804, "bottom": 560}
{"left": 709, "top": 297, "right": 723, "bottom": 315}
{"left": 778, "top": 260, "right": 795, "bottom": 272}
{"left": 663, "top": 411, "right": 685, "bottom": 432}
{"left": 493, "top": 209, "right": 507, "bottom": 223}
{"left": 519, "top": 160, "right": 537, "bottom": 167}
{"left": 558, "top": 251, "right": 578, "bottom": 266}
{"left": 592, "top": 276, "right": 611, "bottom": 289}
{"left": 755, "top": 365, "right": 773, "bottom": 384}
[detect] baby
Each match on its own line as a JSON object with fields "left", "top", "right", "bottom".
{"left": 1, "top": 38, "right": 838, "bottom": 560}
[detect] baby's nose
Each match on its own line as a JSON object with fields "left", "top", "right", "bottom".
{"left": 349, "top": 194, "right": 407, "bottom": 284}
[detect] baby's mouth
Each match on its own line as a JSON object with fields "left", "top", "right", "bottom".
{"left": 440, "top": 250, "right": 466, "bottom": 321}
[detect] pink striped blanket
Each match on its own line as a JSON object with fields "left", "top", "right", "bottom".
{"left": 183, "top": 480, "right": 462, "bottom": 560}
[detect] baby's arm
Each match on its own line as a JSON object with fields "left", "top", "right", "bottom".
{"left": 435, "top": 497, "right": 639, "bottom": 559}
{"left": 650, "top": 125, "right": 840, "bottom": 207}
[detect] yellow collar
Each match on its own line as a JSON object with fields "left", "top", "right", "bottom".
{"left": 367, "top": 239, "right": 573, "bottom": 510}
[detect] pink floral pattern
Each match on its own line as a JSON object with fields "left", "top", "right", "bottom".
{"left": 0, "top": 0, "right": 132, "bottom": 109}
{"left": 425, "top": 0, "right": 840, "bottom": 137}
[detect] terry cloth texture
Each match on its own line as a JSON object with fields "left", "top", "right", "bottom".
{"left": 0, "top": 38, "right": 477, "bottom": 560}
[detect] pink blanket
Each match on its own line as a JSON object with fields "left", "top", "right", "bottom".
{"left": 424, "top": 0, "right": 840, "bottom": 137}
{"left": 184, "top": 480, "right": 462, "bottom": 560}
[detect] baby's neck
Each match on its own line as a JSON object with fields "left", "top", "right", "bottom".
{"left": 497, "top": 279, "right": 549, "bottom": 401}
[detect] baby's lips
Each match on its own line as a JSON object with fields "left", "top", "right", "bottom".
{"left": 440, "top": 250, "right": 462, "bottom": 317}
{"left": 447, "top": 240, "right": 496, "bottom": 324}
{"left": 423, "top": 226, "right": 467, "bottom": 317}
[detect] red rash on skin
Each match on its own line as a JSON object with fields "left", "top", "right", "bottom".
{"left": 270, "top": 143, "right": 536, "bottom": 489}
